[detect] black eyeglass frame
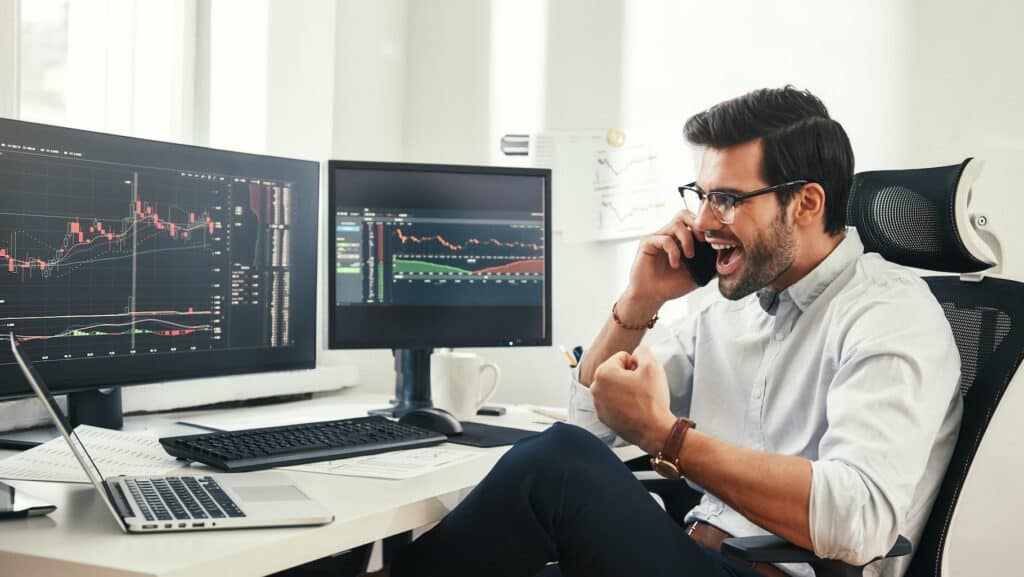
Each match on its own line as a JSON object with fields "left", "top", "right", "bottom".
{"left": 677, "top": 179, "right": 810, "bottom": 224}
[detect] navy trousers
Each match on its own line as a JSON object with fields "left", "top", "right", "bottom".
{"left": 390, "top": 423, "right": 766, "bottom": 577}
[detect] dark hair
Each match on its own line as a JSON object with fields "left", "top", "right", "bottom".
{"left": 683, "top": 86, "right": 853, "bottom": 235}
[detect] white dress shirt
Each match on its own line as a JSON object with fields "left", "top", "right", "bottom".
{"left": 569, "top": 228, "right": 963, "bottom": 577}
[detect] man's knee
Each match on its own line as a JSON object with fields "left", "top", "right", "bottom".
{"left": 537, "top": 422, "right": 611, "bottom": 454}
{"left": 501, "top": 423, "right": 616, "bottom": 474}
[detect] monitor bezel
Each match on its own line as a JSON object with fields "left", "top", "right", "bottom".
{"left": 0, "top": 118, "right": 319, "bottom": 402}
{"left": 326, "top": 160, "right": 552, "bottom": 350}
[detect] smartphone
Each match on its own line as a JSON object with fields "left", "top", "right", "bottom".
{"left": 682, "top": 239, "right": 718, "bottom": 286}
{"left": 0, "top": 481, "right": 56, "bottom": 519}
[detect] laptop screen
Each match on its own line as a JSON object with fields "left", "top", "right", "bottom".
{"left": 8, "top": 332, "right": 128, "bottom": 530}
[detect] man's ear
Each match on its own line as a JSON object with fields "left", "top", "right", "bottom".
{"left": 791, "top": 182, "right": 826, "bottom": 229}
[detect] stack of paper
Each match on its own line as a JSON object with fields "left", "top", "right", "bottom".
{"left": 0, "top": 425, "right": 181, "bottom": 484}
{"left": 287, "top": 447, "right": 485, "bottom": 480}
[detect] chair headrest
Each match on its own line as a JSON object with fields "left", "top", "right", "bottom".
{"left": 846, "top": 158, "right": 998, "bottom": 274}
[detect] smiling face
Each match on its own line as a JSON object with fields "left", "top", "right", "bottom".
{"left": 692, "top": 140, "right": 797, "bottom": 300}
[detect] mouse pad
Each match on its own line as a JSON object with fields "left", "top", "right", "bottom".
{"left": 446, "top": 422, "right": 541, "bottom": 448}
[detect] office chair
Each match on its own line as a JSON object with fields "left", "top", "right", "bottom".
{"left": 640, "top": 158, "right": 1024, "bottom": 577}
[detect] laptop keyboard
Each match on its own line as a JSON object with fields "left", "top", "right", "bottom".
{"left": 124, "top": 476, "right": 245, "bottom": 522}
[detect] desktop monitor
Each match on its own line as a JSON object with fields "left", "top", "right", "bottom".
{"left": 327, "top": 161, "right": 551, "bottom": 416}
{"left": 0, "top": 118, "right": 318, "bottom": 434}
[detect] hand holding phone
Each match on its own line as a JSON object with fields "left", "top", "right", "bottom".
{"left": 625, "top": 211, "right": 717, "bottom": 310}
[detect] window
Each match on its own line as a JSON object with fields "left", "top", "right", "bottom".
{"left": 17, "top": 0, "right": 192, "bottom": 142}
{"left": 18, "top": 0, "right": 67, "bottom": 125}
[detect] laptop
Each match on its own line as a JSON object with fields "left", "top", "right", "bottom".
{"left": 8, "top": 332, "right": 335, "bottom": 533}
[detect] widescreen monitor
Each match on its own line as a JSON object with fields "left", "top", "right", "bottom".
{"left": 0, "top": 119, "right": 318, "bottom": 427}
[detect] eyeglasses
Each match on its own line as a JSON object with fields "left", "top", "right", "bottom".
{"left": 677, "top": 180, "right": 810, "bottom": 225}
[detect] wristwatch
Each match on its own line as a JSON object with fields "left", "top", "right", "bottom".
{"left": 650, "top": 417, "right": 696, "bottom": 479}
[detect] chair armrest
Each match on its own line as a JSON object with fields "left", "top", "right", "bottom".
{"left": 720, "top": 535, "right": 823, "bottom": 564}
{"left": 720, "top": 534, "right": 911, "bottom": 564}
{"left": 634, "top": 474, "right": 704, "bottom": 519}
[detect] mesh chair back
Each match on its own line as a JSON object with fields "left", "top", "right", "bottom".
{"left": 904, "top": 277, "right": 1024, "bottom": 577}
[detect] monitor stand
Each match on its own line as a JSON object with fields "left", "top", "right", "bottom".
{"left": 0, "top": 387, "right": 124, "bottom": 449}
{"left": 368, "top": 348, "right": 434, "bottom": 418}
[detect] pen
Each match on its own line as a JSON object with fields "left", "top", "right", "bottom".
{"left": 558, "top": 345, "right": 577, "bottom": 367}
{"left": 572, "top": 345, "right": 583, "bottom": 362}
{"left": 519, "top": 404, "right": 569, "bottom": 422}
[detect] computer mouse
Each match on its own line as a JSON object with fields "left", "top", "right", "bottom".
{"left": 398, "top": 407, "right": 464, "bottom": 436}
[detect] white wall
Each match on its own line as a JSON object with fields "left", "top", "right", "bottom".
{"left": 331, "top": 0, "right": 407, "bottom": 161}
{"left": 898, "top": 0, "right": 1024, "bottom": 280}
{"left": 0, "top": 0, "right": 19, "bottom": 117}
{"left": 402, "top": 0, "right": 492, "bottom": 165}
{"left": 618, "top": 1, "right": 914, "bottom": 170}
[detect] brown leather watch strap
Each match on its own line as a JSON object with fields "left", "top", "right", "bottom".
{"left": 661, "top": 417, "right": 696, "bottom": 469}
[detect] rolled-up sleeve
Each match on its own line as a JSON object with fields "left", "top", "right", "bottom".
{"left": 567, "top": 311, "right": 700, "bottom": 446}
{"left": 808, "top": 282, "right": 961, "bottom": 565}
{"left": 568, "top": 367, "right": 620, "bottom": 444}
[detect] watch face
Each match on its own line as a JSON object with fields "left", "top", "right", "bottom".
{"left": 651, "top": 458, "right": 681, "bottom": 480}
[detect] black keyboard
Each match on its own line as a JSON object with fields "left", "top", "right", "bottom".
{"left": 124, "top": 476, "right": 244, "bottom": 521}
{"left": 159, "top": 416, "right": 448, "bottom": 472}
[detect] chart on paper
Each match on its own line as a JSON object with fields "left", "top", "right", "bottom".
{"left": 593, "top": 141, "right": 668, "bottom": 238}
{"left": 530, "top": 130, "right": 687, "bottom": 241}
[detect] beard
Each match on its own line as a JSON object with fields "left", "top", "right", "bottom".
{"left": 718, "top": 211, "right": 795, "bottom": 301}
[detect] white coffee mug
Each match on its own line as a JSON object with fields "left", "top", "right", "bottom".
{"left": 431, "top": 351, "right": 501, "bottom": 421}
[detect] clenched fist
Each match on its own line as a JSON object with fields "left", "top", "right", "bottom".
{"left": 591, "top": 345, "right": 676, "bottom": 454}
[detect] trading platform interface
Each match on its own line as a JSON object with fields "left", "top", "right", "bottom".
{"left": 0, "top": 119, "right": 317, "bottom": 396}
{"left": 335, "top": 209, "right": 544, "bottom": 307}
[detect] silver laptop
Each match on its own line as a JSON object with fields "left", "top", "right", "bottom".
{"left": 9, "top": 333, "right": 335, "bottom": 533}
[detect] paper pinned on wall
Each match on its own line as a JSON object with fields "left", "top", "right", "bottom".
{"left": 0, "top": 425, "right": 181, "bottom": 484}
{"left": 530, "top": 130, "right": 689, "bottom": 242}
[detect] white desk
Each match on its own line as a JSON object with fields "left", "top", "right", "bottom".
{"left": 0, "top": 389, "right": 641, "bottom": 577}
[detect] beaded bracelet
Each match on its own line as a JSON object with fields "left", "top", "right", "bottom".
{"left": 611, "top": 300, "right": 659, "bottom": 330}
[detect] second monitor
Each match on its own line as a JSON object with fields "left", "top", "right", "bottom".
{"left": 328, "top": 161, "right": 551, "bottom": 416}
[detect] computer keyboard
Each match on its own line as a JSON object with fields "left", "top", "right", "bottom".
{"left": 159, "top": 416, "right": 448, "bottom": 472}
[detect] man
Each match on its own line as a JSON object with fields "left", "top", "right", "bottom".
{"left": 367, "top": 87, "right": 963, "bottom": 577}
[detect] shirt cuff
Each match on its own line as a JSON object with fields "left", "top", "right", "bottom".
{"left": 808, "top": 459, "right": 898, "bottom": 565}
{"left": 567, "top": 364, "right": 619, "bottom": 445}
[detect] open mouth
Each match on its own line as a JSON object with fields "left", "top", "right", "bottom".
{"left": 711, "top": 241, "right": 744, "bottom": 276}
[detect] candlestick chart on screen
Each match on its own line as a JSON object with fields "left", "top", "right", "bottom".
{"left": 0, "top": 147, "right": 295, "bottom": 362}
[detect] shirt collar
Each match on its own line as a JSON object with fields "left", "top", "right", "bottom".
{"left": 756, "top": 227, "right": 864, "bottom": 313}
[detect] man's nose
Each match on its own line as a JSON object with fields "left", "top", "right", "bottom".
{"left": 692, "top": 200, "right": 722, "bottom": 235}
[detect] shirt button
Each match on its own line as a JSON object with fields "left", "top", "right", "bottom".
{"left": 775, "top": 332, "right": 786, "bottom": 341}
{"left": 753, "top": 388, "right": 763, "bottom": 399}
